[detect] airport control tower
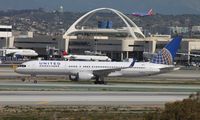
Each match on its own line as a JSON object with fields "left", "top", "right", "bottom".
{"left": 63, "top": 8, "right": 146, "bottom": 61}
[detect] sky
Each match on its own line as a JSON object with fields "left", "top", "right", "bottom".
{"left": 0, "top": 0, "right": 200, "bottom": 14}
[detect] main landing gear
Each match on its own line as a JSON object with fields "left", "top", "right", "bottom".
{"left": 94, "top": 76, "right": 106, "bottom": 85}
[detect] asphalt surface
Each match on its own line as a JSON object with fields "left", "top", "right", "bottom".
{"left": 0, "top": 91, "right": 189, "bottom": 106}
{"left": 0, "top": 82, "right": 200, "bottom": 92}
{"left": 0, "top": 67, "right": 199, "bottom": 106}
{"left": 0, "top": 82, "right": 198, "bottom": 106}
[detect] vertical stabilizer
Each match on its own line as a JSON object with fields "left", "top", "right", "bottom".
{"left": 151, "top": 36, "right": 182, "bottom": 65}
{"left": 147, "top": 9, "right": 153, "bottom": 15}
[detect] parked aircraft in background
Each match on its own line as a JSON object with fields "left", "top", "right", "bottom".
{"left": 63, "top": 54, "right": 111, "bottom": 61}
{"left": 132, "top": 9, "right": 154, "bottom": 17}
{"left": 62, "top": 50, "right": 111, "bottom": 61}
{"left": 0, "top": 48, "right": 38, "bottom": 58}
{"left": 177, "top": 53, "right": 200, "bottom": 57}
{"left": 15, "top": 37, "right": 182, "bottom": 84}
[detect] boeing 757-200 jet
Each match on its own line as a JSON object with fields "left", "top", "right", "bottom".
{"left": 15, "top": 37, "right": 182, "bottom": 84}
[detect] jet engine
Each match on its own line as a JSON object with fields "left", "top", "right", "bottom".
{"left": 69, "top": 72, "right": 94, "bottom": 81}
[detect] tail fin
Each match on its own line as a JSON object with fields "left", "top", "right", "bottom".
{"left": 151, "top": 36, "right": 182, "bottom": 65}
{"left": 147, "top": 9, "right": 153, "bottom": 15}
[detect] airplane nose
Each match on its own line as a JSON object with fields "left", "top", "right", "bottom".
{"left": 33, "top": 52, "right": 38, "bottom": 56}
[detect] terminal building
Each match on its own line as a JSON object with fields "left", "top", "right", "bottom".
{"left": 0, "top": 25, "right": 14, "bottom": 48}
{"left": 63, "top": 8, "right": 146, "bottom": 61}
{"left": 1, "top": 8, "right": 200, "bottom": 64}
{"left": 62, "top": 8, "right": 200, "bottom": 63}
{"left": 14, "top": 32, "right": 64, "bottom": 57}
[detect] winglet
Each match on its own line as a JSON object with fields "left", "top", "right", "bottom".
{"left": 151, "top": 36, "right": 182, "bottom": 65}
{"left": 129, "top": 58, "right": 135, "bottom": 67}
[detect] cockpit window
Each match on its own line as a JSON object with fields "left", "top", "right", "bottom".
{"left": 18, "top": 65, "right": 26, "bottom": 67}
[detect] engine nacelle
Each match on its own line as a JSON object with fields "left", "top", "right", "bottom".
{"left": 78, "top": 72, "right": 94, "bottom": 80}
{"left": 69, "top": 72, "right": 94, "bottom": 81}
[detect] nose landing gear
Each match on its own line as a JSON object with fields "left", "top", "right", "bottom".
{"left": 21, "top": 75, "right": 38, "bottom": 84}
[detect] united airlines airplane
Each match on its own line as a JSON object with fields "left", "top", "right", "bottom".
{"left": 15, "top": 37, "right": 182, "bottom": 84}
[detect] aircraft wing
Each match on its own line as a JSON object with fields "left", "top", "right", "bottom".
{"left": 93, "top": 59, "right": 135, "bottom": 76}
{"left": 159, "top": 66, "right": 180, "bottom": 73}
{"left": 93, "top": 67, "right": 130, "bottom": 76}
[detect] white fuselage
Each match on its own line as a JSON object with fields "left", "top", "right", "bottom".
{"left": 15, "top": 60, "right": 172, "bottom": 78}
{"left": 0, "top": 49, "right": 38, "bottom": 57}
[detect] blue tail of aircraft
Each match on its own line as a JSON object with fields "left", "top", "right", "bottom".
{"left": 151, "top": 36, "right": 182, "bottom": 65}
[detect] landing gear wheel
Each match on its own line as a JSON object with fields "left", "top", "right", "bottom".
{"left": 94, "top": 76, "right": 107, "bottom": 85}
{"left": 21, "top": 78, "right": 25, "bottom": 82}
{"left": 99, "top": 81, "right": 107, "bottom": 85}
{"left": 99, "top": 76, "right": 106, "bottom": 85}
{"left": 102, "top": 81, "right": 107, "bottom": 85}
{"left": 34, "top": 80, "right": 37, "bottom": 83}
{"left": 94, "top": 81, "right": 98, "bottom": 84}
{"left": 30, "top": 74, "right": 37, "bottom": 84}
